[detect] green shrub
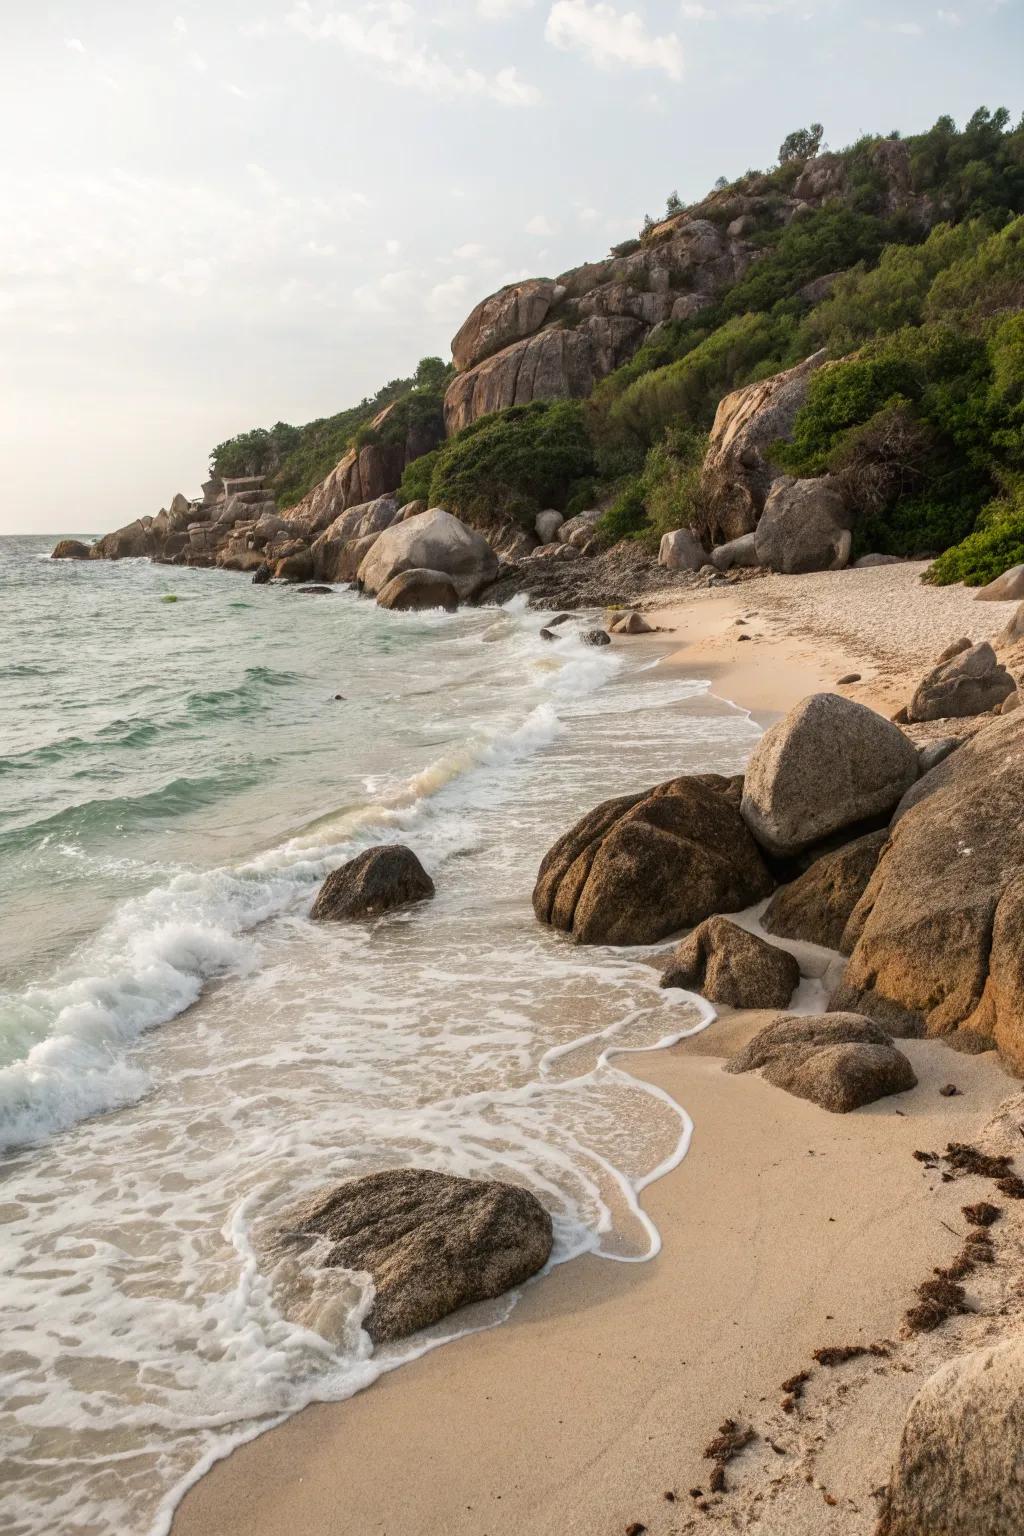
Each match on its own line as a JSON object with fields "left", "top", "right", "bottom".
{"left": 924, "top": 214, "right": 1024, "bottom": 330}
{"left": 596, "top": 479, "right": 647, "bottom": 544}
{"left": 928, "top": 480, "right": 1024, "bottom": 584}
{"left": 595, "top": 427, "right": 708, "bottom": 548}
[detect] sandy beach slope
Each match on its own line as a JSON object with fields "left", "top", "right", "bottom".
{"left": 173, "top": 565, "right": 1024, "bottom": 1536}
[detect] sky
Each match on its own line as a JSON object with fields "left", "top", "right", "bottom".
{"left": 1, "top": 1, "right": 1021, "bottom": 534}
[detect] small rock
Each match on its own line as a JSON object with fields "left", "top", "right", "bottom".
{"left": 836, "top": 672, "right": 861, "bottom": 685}
{"left": 939, "top": 1084, "right": 961, "bottom": 1097}
{"left": 252, "top": 562, "right": 272, "bottom": 585}
{"left": 662, "top": 917, "right": 800, "bottom": 1009}
{"left": 548, "top": 613, "right": 572, "bottom": 627}
{"left": 936, "top": 637, "right": 972, "bottom": 664}
{"left": 296, "top": 585, "right": 334, "bottom": 595}
{"left": 610, "top": 611, "right": 654, "bottom": 635}
{"left": 907, "top": 641, "right": 1015, "bottom": 722}
{"left": 50, "top": 539, "right": 92, "bottom": 560}
{"left": 738, "top": 633, "right": 752, "bottom": 642}
{"left": 727, "top": 1013, "right": 917, "bottom": 1113}
{"left": 311, "top": 845, "right": 434, "bottom": 921}
{"left": 539, "top": 627, "right": 556, "bottom": 642}
{"left": 581, "top": 629, "right": 611, "bottom": 647}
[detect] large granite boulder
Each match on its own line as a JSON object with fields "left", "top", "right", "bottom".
{"left": 659, "top": 528, "right": 707, "bottom": 572}
{"left": 533, "top": 774, "right": 774, "bottom": 946}
{"left": 357, "top": 508, "right": 498, "bottom": 600}
{"left": 740, "top": 694, "right": 919, "bottom": 857}
{"left": 661, "top": 917, "right": 800, "bottom": 1008}
{"left": 832, "top": 712, "right": 1024, "bottom": 1065}
{"left": 701, "top": 351, "right": 827, "bottom": 543}
{"left": 376, "top": 569, "right": 460, "bottom": 613}
{"left": 877, "top": 1336, "right": 1024, "bottom": 1536}
{"left": 752, "top": 475, "right": 852, "bottom": 574}
{"left": 310, "top": 496, "right": 401, "bottom": 582}
{"left": 727, "top": 1012, "right": 916, "bottom": 1113}
{"left": 92, "top": 519, "right": 154, "bottom": 559}
{"left": 50, "top": 539, "right": 92, "bottom": 559}
{"left": 906, "top": 640, "right": 1015, "bottom": 722}
{"left": 710, "top": 532, "right": 759, "bottom": 571}
{"left": 273, "top": 548, "right": 314, "bottom": 583}
{"left": 762, "top": 829, "right": 889, "bottom": 953}
{"left": 974, "top": 563, "right": 1024, "bottom": 602}
{"left": 452, "top": 279, "right": 563, "bottom": 372}
{"left": 534, "top": 509, "right": 564, "bottom": 545}
{"left": 310, "top": 845, "right": 435, "bottom": 921}
{"left": 275, "top": 1168, "right": 553, "bottom": 1344}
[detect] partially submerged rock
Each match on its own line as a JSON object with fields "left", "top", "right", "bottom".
{"left": 50, "top": 539, "right": 92, "bottom": 559}
{"left": 533, "top": 774, "right": 774, "bottom": 946}
{"left": 740, "top": 693, "right": 918, "bottom": 857}
{"left": 310, "top": 845, "right": 435, "bottom": 922}
{"left": 357, "top": 507, "right": 498, "bottom": 600}
{"left": 906, "top": 640, "right": 1015, "bottom": 722}
{"left": 376, "top": 569, "right": 460, "bottom": 612}
{"left": 832, "top": 712, "right": 1024, "bottom": 1065}
{"left": 661, "top": 917, "right": 800, "bottom": 1009}
{"left": 762, "top": 829, "right": 888, "bottom": 953}
{"left": 727, "top": 1012, "right": 916, "bottom": 1113}
{"left": 877, "top": 1336, "right": 1024, "bottom": 1536}
{"left": 277, "top": 1168, "right": 553, "bottom": 1344}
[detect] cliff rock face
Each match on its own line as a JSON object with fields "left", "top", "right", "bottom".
{"left": 452, "top": 279, "right": 565, "bottom": 372}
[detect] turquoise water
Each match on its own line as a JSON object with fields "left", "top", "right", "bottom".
{"left": 0, "top": 536, "right": 760, "bottom": 1535}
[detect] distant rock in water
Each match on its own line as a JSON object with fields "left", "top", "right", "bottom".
{"left": 310, "top": 845, "right": 435, "bottom": 921}
{"left": 274, "top": 1167, "right": 553, "bottom": 1343}
{"left": 50, "top": 539, "right": 92, "bottom": 560}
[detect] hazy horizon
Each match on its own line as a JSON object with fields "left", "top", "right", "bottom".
{"left": 2, "top": 0, "right": 1022, "bottom": 534}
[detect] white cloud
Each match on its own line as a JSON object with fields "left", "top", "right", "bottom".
{"left": 892, "top": 19, "right": 923, "bottom": 32}
{"left": 385, "top": 238, "right": 401, "bottom": 255}
{"left": 285, "top": 3, "right": 540, "bottom": 103}
{"left": 453, "top": 241, "right": 485, "bottom": 258}
{"left": 426, "top": 273, "right": 470, "bottom": 315}
{"left": 679, "top": 2, "right": 713, "bottom": 17}
{"left": 577, "top": 205, "right": 598, "bottom": 221}
{"left": 173, "top": 16, "right": 188, "bottom": 36}
{"left": 545, "top": 0, "right": 685, "bottom": 79}
{"left": 526, "top": 213, "right": 553, "bottom": 235}
{"left": 937, "top": 7, "right": 961, "bottom": 22}
{"left": 477, "top": 0, "right": 535, "bottom": 14}
{"left": 64, "top": 37, "right": 86, "bottom": 53}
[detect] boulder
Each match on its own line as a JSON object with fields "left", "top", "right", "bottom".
{"left": 275, "top": 1168, "right": 553, "bottom": 1345}
{"left": 92, "top": 519, "right": 153, "bottom": 559}
{"left": 580, "top": 628, "right": 611, "bottom": 646}
{"left": 710, "top": 532, "right": 759, "bottom": 571}
{"left": 533, "top": 773, "right": 774, "bottom": 946}
{"left": 659, "top": 528, "right": 706, "bottom": 572}
{"left": 376, "top": 568, "right": 460, "bottom": 613}
{"left": 726, "top": 1012, "right": 916, "bottom": 1113}
{"left": 832, "top": 712, "right": 1024, "bottom": 1065}
{"left": 399, "top": 499, "right": 427, "bottom": 521}
{"left": 974, "top": 563, "right": 1024, "bottom": 602}
{"left": 609, "top": 611, "right": 653, "bottom": 635}
{"left": 876, "top": 1336, "right": 1024, "bottom": 1536}
{"left": 452, "top": 279, "right": 563, "bottom": 372}
{"left": 357, "top": 508, "right": 498, "bottom": 601}
{"left": 740, "top": 694, "right": 919, "bottom": 857}
{"left": 535, "top": 509, "right": 564, "bottom": 544}
{"left": 489, "top": 521, "right": 538, "bottom": 561}
{"left": 310, "top": 845, "right": 435, "bottom": 922}
{"left": 762, "top": 829, "right": 888, "bottom": 953}
{"left": 285, "top": 406, "right": 443, "bottom": 540}
{"left": 50, "top": 539, "right": 92, "bottom": 559}
{"left": 701, "top": 350, "right": 828, "bottom": 543}
{"left": 557, "top": 508, "right": 601, "bottom": 547}
{"left": 999, "top": 602, "right": 1024, "bottom": 645}
{"left": 169, "top": 492, "right": 191, "bottom": 515}
{"left": 274, "top": 549, "right": 314, "bottom": 583}
{"left": 906, "top": 640, "right": 1015, "bottom": 722}
{"left": 752, "top": 475, "right": 852, "bottom": 574}
{"left": 661, "top": 917, "right": 800, "bottom": 1008}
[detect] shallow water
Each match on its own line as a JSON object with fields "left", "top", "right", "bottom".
{"left": 0, "top": 537, "right": 760, "bottom": 1535}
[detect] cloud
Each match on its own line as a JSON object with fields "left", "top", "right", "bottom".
{"left": 526, "top": 213, "right": 553, "bottom": 235}
{"left": 545, "top": 0, "right": 685, "bottom": 80}
{"left": 892, "top": 19, "right": 923, "bottom": 32}
{"left": 936, "top": 7, "right": 961, "bottom": 22}
{"left": 426, "top": 273, "right": 470, "bottom": 315}
{"left": 477, "top": 0, "right": 535, "bottom": 14}
{"left": 679, "top": 2, "right": 713, "bottom": 17}
{"left": 285, "top": 3, "right": 540, "bottom": 103}
{"left": 64, "top": 37, "right": 86, "bottom": 53}
{"left": 453, "top": 241, "right": 485, "bottom": 258}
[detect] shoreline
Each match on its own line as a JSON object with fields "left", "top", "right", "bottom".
{"left": 172, "top": 565, "right": 1024, "bottom": 1536}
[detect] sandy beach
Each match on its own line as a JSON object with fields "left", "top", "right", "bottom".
{"left": 173, "top": 565, "right": 1024, "bottom": 1536}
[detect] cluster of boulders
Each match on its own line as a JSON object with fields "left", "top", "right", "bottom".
{"left": 534, "top": 688, "right": 1024, "bottom": 1100}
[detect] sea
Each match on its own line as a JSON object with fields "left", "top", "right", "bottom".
{"left": 0, "top": 534, "right": 761, "bottom": 1535}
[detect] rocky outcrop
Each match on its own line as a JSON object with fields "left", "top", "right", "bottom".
{"left": 659, "top": 527, "right": 706, "bottom": 571}
{"left": 357, "top": 508, "right": 498, "bottom": 600}
{"left": 740, "top": 694, "right": 919, "bottom": 857}
{"left": 832, "top": 711, "right": 1024, "bottom": 1065}
{"left": 92, "top": 518, "right": 156, "bottom": 560}
{"left": 309, "top": 496, "right": 400, "bottom": 582}
{"left": 727, "top": 1012, "right": 917, "bottom": 1112}
{"left": 752, "top": 475, "right": 852, "bottom": 574}
{"left": 452, "top": 279, "right": 564, "bottom": 372}
{"left": 876, "top": 1336, "right": 1024, "bottom": 1536}
{"left": 701, "top": 351, "right": 827, "bottom": 543}
{"left": 762, "top": 829, "right": 888, "bottom": 952}
{"left": 906, "top": 640, "right": 1015, "bottom": 722}
{"left": 533, "top": 774, "right": 774, "bottom": 946}
{"left": 975, "top": 562, "right": 1024, "bottom": 601}
{"left": 310, "top": 845, "right": 435, "bottom": 921}
{"left": 50, "top": 539, "right": 92, "bottom": 559}
{"left": 286, "top": 403, "right": 444, "bottom": 540}
{"left": 608, "top": 610, "right": 654, "bottom": 634}
{"left": 376, "top": 569, "right": 460, "bottom": 612}
{"left": 661, "top": 917, "right": 800, "bottom": 1008}
{"left": 275, "top": 1168, "right": 553, "bottom": 1344}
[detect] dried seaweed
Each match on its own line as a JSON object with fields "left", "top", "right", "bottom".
{"left": 962, "top": 1201, "right": 1001, "bottom": 1227}
{"left": 812, "top": 1343, "right": 888, "bottom": 1367}
{"left": 703, "top": 1417, "right": 756, "bottom": 1493}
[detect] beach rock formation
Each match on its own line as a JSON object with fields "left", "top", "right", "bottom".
{"left": 92, "top": 518, "right": 155, "bottom": 560}
{"left": 534, "top": 509, "right": 564, "bottom": 545}
{"left": 661, "top": 917, "right": 800, "bottom": 1008}
{"left": 277, "top": 1168, "right": 553, "bottom": 1344}
{"left": 701, "top": 350, "right": 827, "bottom": 543}
{"left": 310, "top": 845, "right": 435, "bottom": 922}
{"left": 50, "top": 539, "right": 92, "bottom": 559}
{"left": 609, "top": 611, "right": 654, "bottom": 634}
{"left": 740, "top": 694, "right": 919, "bottom": 857}
{"left": 876, "top": 1336, "right": 1024, "bottom": 1536}
{"left": 659, "top": 528, "right": 707, "bottom": 571}
{"left": 310, "top": 496, "right": 400, "bottom": 582}
{"left": 533, "top": 773, "right": 774, "bottom": 946}
{"left": 1000, "top": 602, "right": 1024, "bottom": 645}
{"left": 452, "top": 279, "right": 565, "bottom": 372}
{"left": 357, "top": 508, "right": 498, "bottom": 600}
{"left": 906, "top": 639, "right": 1015, "bottom": 722}
{"left": 762, "top": 830, "right": 889, "bottom": 952}
{"left": 376, "top": 569, "right": 460, "bottom": 612}
{"left": 975, "top": 562, "right": 1024, "bottom": 602}
{"left": 832, "top": 711, "right": 1024, "bottom": 1065}
{"left": 752, "top": 475, "right": 852, "bottom": 574}
{"left": 710, "top": 532, "right": 760, "bottom": 571}
{"left": 727, "top": 1012, "right": 916, "bottom": 1112}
